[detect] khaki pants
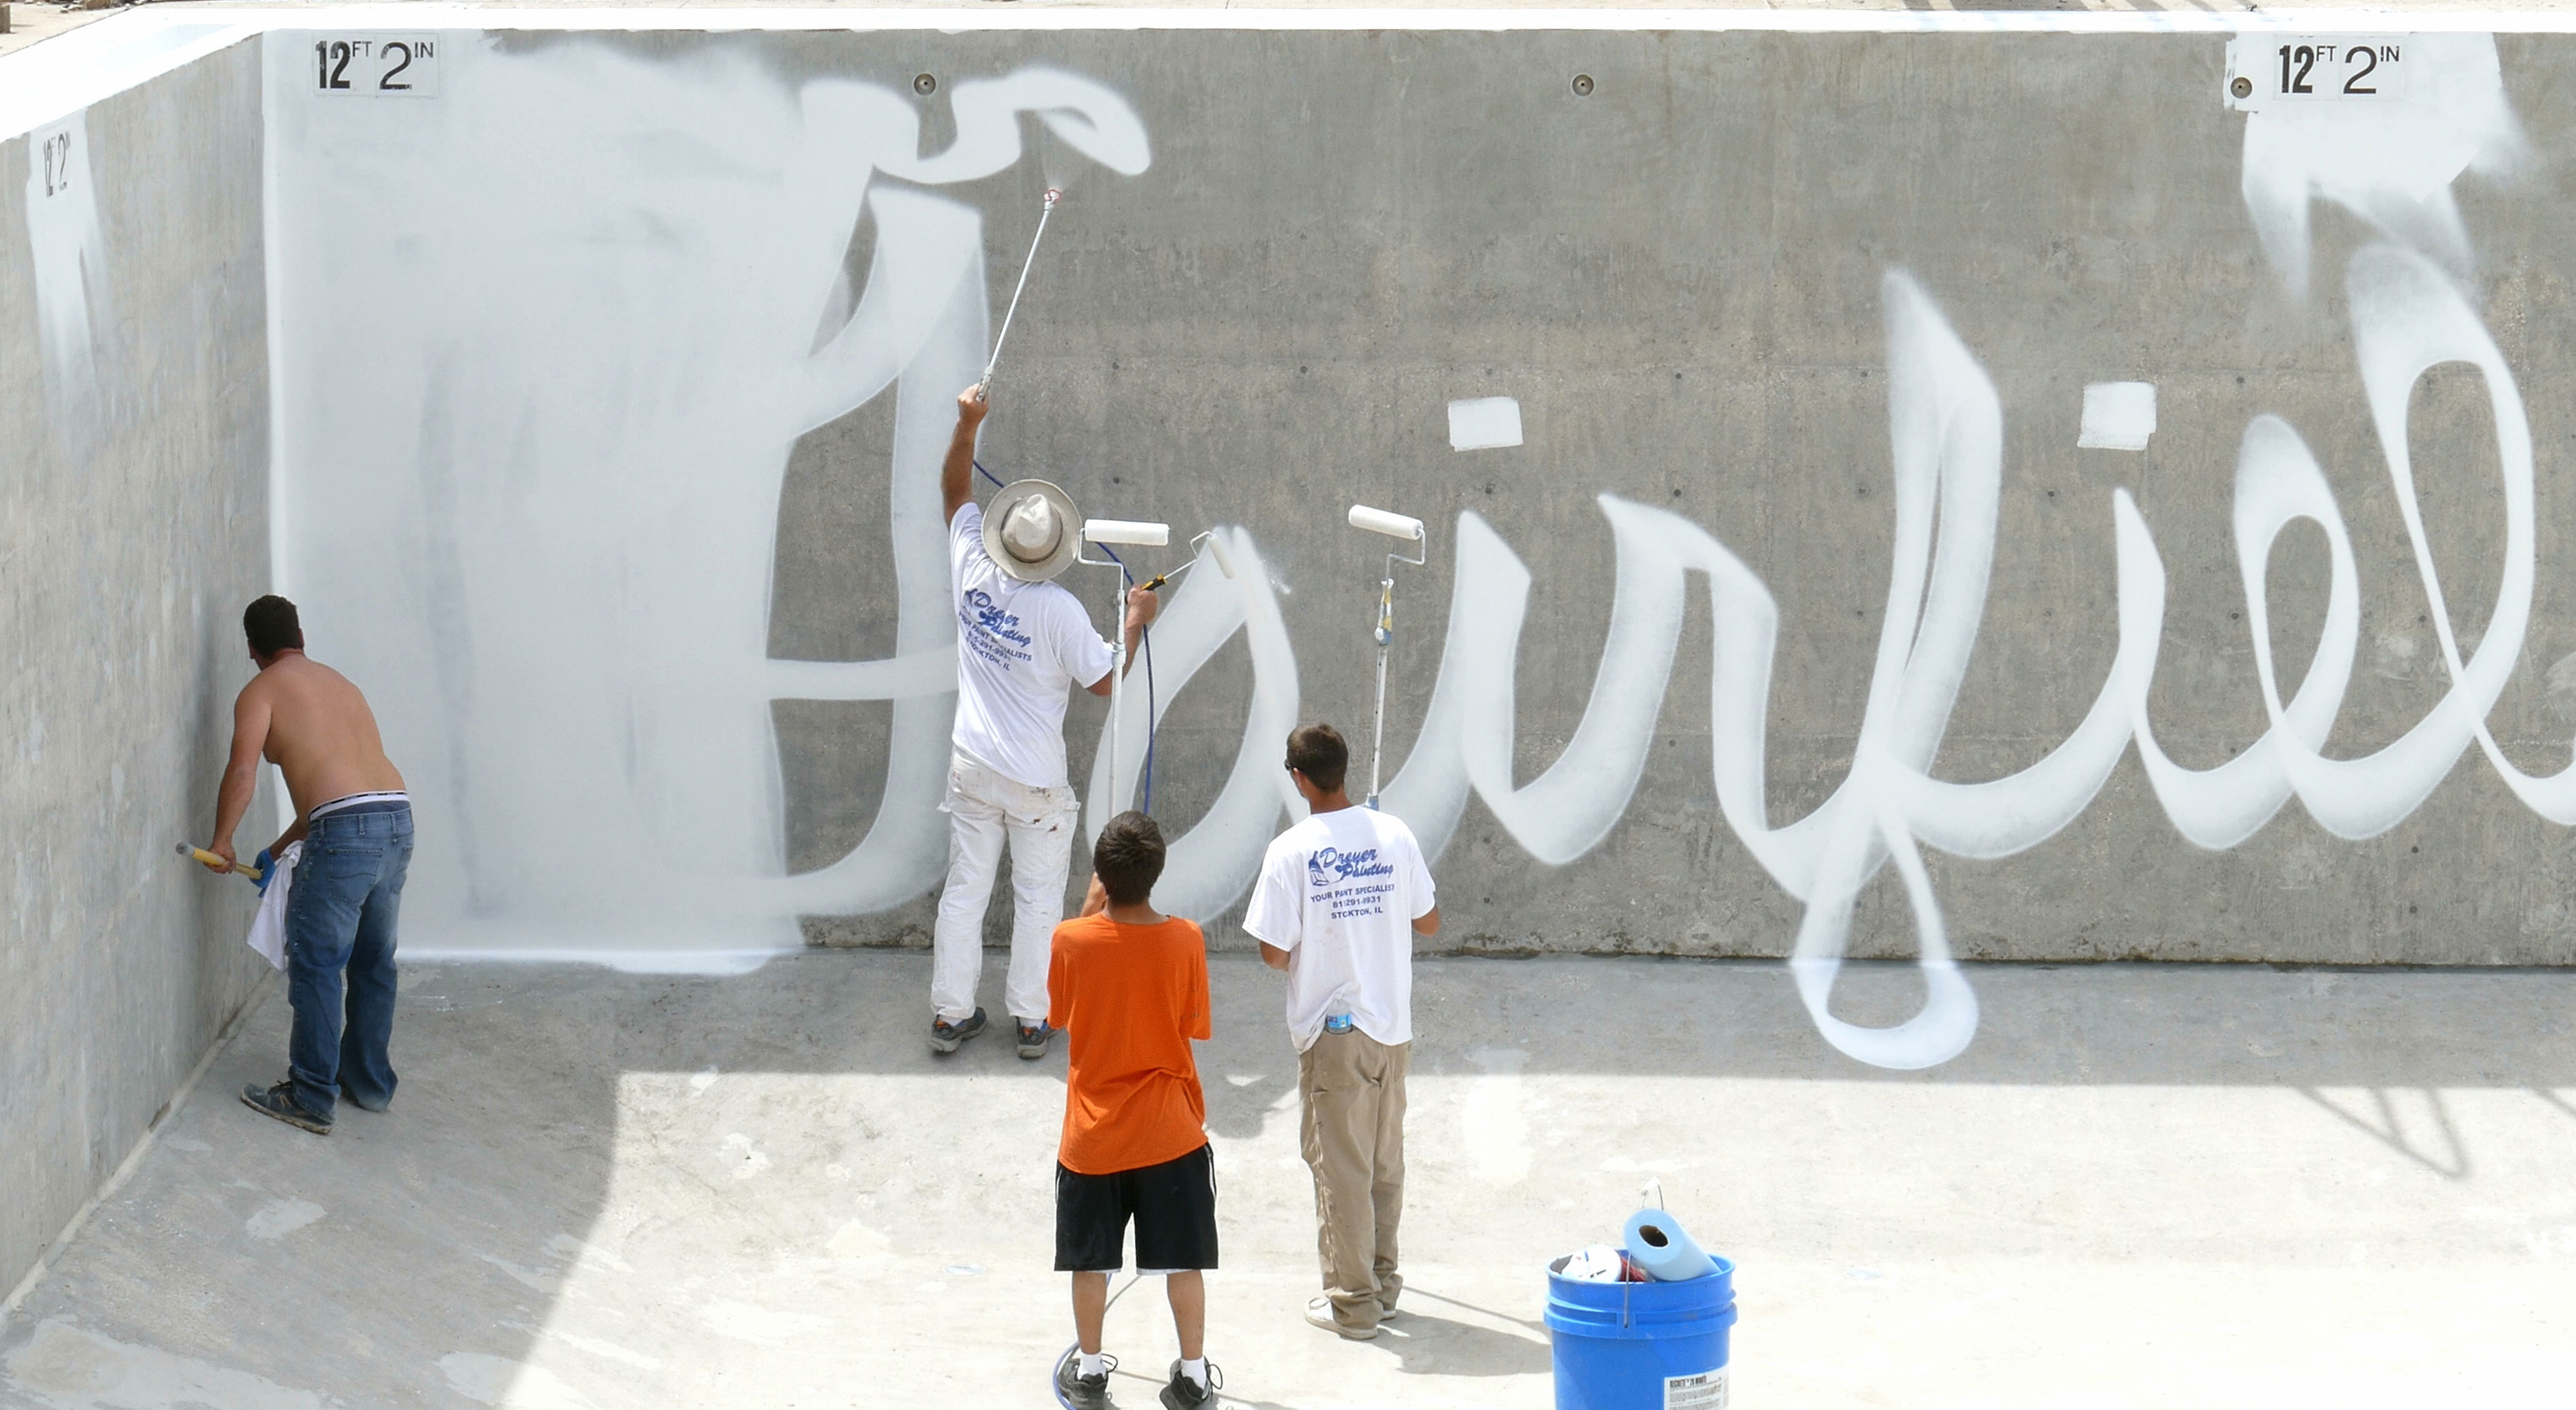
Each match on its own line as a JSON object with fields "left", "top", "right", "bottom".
{"left": 1298, "top": 1029, "right": 1409, "bottom": 1331}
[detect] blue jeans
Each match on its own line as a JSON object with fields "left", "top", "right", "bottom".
{"left": 285, "top": 803, "right": 414, "bottom": 1118}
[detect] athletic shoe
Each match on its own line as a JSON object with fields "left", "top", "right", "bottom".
{"left": 1304, "top": 1296, "right": 1377, "bottom": 1340}
{"left": 1160, "top": 1359, "right": 1223, "bottom": 1409}
{"left": 1017, "top": 1021, "right": 1057, "bottom": 1060}
{"left": 1053, "top": 1347, "right": 1114, "bottom": 1409}
{"left": 929, "top": 1008, "right": 987, "bottom": 1055}
{"left": 239, "top": 1081, "right": 331, "bottom": 1136}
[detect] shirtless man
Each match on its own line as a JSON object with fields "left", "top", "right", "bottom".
{"left": 205, "top": 595, "right": 412, "bottom": 1136}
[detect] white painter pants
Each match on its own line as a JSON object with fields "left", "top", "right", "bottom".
{"left": 932, "top": 752, "right": 1080, "bottom": 1026}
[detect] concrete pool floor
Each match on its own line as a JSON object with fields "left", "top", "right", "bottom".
{"left": 1, "top": 951, "right": 2571, "bottom": 1409}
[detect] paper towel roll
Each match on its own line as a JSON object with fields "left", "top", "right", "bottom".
{"left": 1622, "top": 1208, "right": 1717, "bottom": 1282}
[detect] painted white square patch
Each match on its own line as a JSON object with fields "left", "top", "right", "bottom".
{"left": 1666, "top": 1367, "right": 1728, "bottom": 1409}
{"left": 1447, "top": 396, "right": 1524, "bottom": 451}
{"left": 2077, "top": 381, "right": 2157, "bottom": 451}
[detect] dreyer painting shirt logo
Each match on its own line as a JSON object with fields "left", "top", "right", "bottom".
{"left": 1307, "top": 845, "right": 1397, "bottom": 920}
{"left": 960, "top": 588, "right": 1034, "bottom": 669}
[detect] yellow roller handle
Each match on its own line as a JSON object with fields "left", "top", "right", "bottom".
{"left": 175, "top": 843, "right": 265, "bottom": 883}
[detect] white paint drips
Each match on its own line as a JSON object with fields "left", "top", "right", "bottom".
{"left": 271, "top": 41, "right": 1150, "bottom": 949}
{"left": 265, "top": 28, "right": 2555, "bottom": 1072}
{"left": 243, "top": 1199, "right": 323, "bottom": 1240}
{"left": 2233, "top": 32, "right": 2523, "bottom": 297}
{"left": 697, "top": 1300, "right": 827, "bottom": 1346}
{"left": 4, "top": 1319, "right": 323, "bottom": 1410}
{"left": 1462, "top": 1047, "right": 1533, "bottom": 1187}
{"left": 438, "top": 1353, "right": 597, "bottom": 1409}
{"left": 1084, "top": 528, "right": 1303, "bottom": 915}
{"left": 23, "top": 111, "right": 108, "bottom": 445}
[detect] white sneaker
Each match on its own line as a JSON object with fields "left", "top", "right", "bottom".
{"left": 1305, "top": 1296, "right": 1378, "bottom": 1340}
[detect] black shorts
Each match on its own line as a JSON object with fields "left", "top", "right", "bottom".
{"left": 1055, "top": 1144, "right": 1219, "bottom": 1273}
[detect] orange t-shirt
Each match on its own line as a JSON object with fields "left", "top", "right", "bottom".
{"left": 1047, "top": 913, "right": 1211, "bottom": 1176}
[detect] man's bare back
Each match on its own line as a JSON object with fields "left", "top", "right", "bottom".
{"left": 207, "top": 650, "right": 404, "bottom": 868}
{"left": 244, "top": 654, "right": 405, "bottom": 811}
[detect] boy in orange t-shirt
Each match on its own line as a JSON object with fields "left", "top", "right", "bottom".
{"left": 1047, "top": 811, "right": 1222, "bottom": 1410}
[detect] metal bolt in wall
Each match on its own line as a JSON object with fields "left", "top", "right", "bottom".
{"left": 1571, "top": 73, "right": 1595, "bottom": 96}
{"left": 914, "top": 72, "right": 937, "bottom": 96}
{"left": 2230, "top": 75, "right": 2253, "bottom": 99}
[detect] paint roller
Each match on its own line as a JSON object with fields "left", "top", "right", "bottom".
{"left": 978, "top": 187, "right": 1065, "bottom": 399}
{"left": 1349, "top": 503, "right": 1430, "bottom": 807}
{"left": 1347, "top": 505, "right": 1425, "bottom": 543}
{"left": 175, "top": 842, "right": 265, "bottom": 884}
{"left": 1082, "top": 518, "right": 1169, "bottom": 547}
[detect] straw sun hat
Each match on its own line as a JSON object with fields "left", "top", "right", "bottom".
{"left": 983, "top": 480, "right": 1082, "bottom": 583}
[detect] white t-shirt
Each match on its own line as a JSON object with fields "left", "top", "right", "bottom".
{"left": 1242, "top": 805, "right": 1437, "bottom": 1052}
{"left": 949, "top": 503, "right": 1116, "bottom": 790}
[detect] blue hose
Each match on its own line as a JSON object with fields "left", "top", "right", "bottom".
{"left": 1051, "top": 1271, "right": 1144, "bottom": 1408}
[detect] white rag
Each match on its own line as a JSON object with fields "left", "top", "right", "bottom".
{"left": 245, "top": 840, "right": 302, "bottom": 971}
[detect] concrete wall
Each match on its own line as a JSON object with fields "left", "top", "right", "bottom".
{"left": 254, "top": 22, "right": 2576, "bottom": 1061}
{"left": 0, "top": 37, "right": 272, "bottom": 1307}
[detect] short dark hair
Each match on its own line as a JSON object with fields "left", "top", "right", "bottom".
{"left": 243, "top": 595, "right": 303, "bottom": 657}
{"left": 1285, "top": 723, "right": 1348, "bottom": 794}
{"left": 1093, "top": 812, "right": 1166, "bottom": 907}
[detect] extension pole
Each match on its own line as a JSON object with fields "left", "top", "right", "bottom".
{"left": 1347, "top": 504, "right": 1425, "bottom": 810}
{"left": 1107, "top": 628, "right": 1127, "bottom": 814}
{"left": 174, "top": 842, "right": 263, "bottom": 883}
{"left": 1369, "top": 576, "right": 1394, "bottom": 807}
{"left": 982, "top": 188, "right": 1063, "bottom": 391}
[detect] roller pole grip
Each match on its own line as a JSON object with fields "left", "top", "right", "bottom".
{"left": 1347, "top": 505, "right": 1425, "bottom": 541}
{"left": 175, "top": 842, "right": 263, "bottom": 880}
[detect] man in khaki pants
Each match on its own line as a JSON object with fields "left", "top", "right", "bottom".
{"left": 1246, "top": 723, "right": 1440, "bottom": 1340}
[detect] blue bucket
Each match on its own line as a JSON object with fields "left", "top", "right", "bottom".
{"left": 1544, "top": 1255, "right": 1738, "bottom": 1410}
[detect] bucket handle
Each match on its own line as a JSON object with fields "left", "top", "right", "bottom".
{"left": 1624, "top": 1176, "right": 1660, "bottom": 1329}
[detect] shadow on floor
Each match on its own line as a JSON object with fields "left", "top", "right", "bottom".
{"left": 5, "top": 950, "right": 2571, "bottom": 1408}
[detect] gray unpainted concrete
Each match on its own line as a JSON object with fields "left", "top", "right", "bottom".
{"left": 2, "top": 952, "right": 2571, "bottom": 1407}
{"left": 0, "top": 37, "right": 274, "bottom": 1326}
{"left": 755, "top": 26, "right": 2576, "bottom": 967}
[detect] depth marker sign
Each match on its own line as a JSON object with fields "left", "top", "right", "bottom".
{"left": 312, "top": 34, "right": 439, "bottom": 98}
{"left": 2224, "top": 34, "right": 2408, "bottom": 109}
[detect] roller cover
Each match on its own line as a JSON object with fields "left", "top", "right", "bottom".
{"left": 1083, "top": 518, "right": 1170, "bottom": 546}
{"left": 1347, "top": 504, "right": 1425, "bottom": 541}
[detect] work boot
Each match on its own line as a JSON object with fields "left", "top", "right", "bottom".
{"left": 1054, "top": 1348, "right": 1114, "bottom": 1409}
{"left": 1304, "top": 1296, "right": 1376, "bottom": 1340}
{"left": 1160, "top": 1358, "right": 1222, "bottom": 1409}
{"left": 239, "top": 1080, "right": 331, "bottom": 1136}
{"left": 1017, "top": 1020, "right": 1057, "bottom": 1060}
{"left": 929, "top": 1008, "right": 987, "bottom": 1055}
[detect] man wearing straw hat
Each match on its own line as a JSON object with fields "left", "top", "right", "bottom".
{"left": 932, "top": 384, "right": 1157, "bottom": 1060}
